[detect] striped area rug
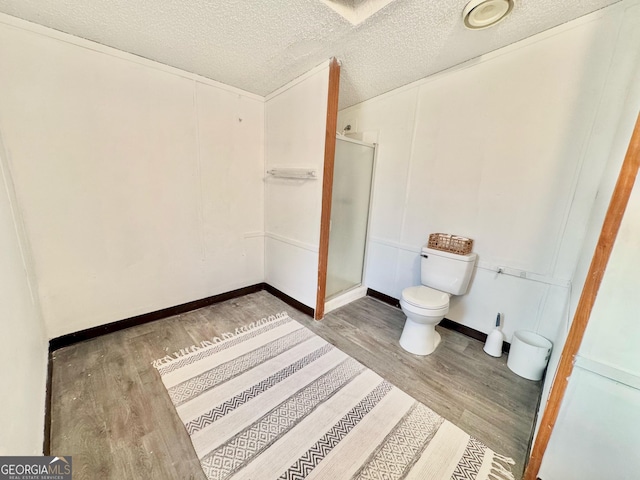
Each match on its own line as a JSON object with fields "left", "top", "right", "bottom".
{"left": 153, "top": 312, "right": 515, "bottom": 480}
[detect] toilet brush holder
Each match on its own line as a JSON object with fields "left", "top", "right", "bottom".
{"left": 483, "top": 313, "right": 504, "bottom": 357}
{"left": 484, "top": 328, "right": 504, "bottom": 357}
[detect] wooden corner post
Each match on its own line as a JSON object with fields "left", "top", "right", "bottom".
{"left": 315, "top": 58, "right": 341, "bottom": 320}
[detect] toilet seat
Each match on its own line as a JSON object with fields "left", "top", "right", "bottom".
{"left": 399, "top": 286, "right": 450, "bottom": 355}
{"left": 401, "top": 286, "right": 449, "bottom": 310}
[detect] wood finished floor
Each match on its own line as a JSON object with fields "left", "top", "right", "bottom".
{"left": 50, "top": 290, "right": 542, "bottom": 479}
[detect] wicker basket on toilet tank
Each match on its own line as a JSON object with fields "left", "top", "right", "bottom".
{"left": 427, "top": 233, "right": 473, "bottom": 256}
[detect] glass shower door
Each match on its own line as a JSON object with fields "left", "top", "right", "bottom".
{"left": 325, "top": 137, "right": 375, "bottom": 299}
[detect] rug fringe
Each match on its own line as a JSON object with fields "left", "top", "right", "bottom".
{"left": 151, "top": 311, "right": 289, "bottom": 369}
{"left": 493, "top": 453, "right": 515, "bottom": 465}
{"left": 487, "top": 452, "right": 516, "bottom": 480}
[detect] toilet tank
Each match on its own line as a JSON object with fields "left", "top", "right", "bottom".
{"left": 420, "top": 246, "right": 477, "bottom": 295}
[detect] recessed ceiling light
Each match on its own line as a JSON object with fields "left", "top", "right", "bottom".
{"left": 463, "top": 0, "right": 514, "bottom": 30}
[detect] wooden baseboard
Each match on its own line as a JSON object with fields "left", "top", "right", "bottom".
{"left": 48, "top": 282, "right": 317, "bottom": 352}
{"left": 48, "top": 283, "right": 506, "bottom": 354}
{"left": 43, "top": 283, "right": 505, "bottom": 453}
{"left": 366, "top": 288, "right": 510, "bottom": 353}
{"left": 44, "top": 282, "right": 314, "bottom": 453}
{"left": 263, "top": 284, "right": 315, "bottom": 317}
{"left": 366, "top": 288, "right": 401, "bottom": 308}
{"left": 43, "top": 350, "right": 53, "bottom": 455}
{"left": 49, "top": 283, "right": 266, "bottom": 351}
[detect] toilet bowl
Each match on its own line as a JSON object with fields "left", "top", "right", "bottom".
{"left": 397, "top": 245, "right": 476, "bottom": 355}
{"left": 399, "top": 286, "right": 450, "bottom": 355}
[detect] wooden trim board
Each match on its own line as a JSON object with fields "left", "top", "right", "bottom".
{"left": 523, "top": 112, "right": 640, "bottom": 480}
{"left": 315, "top": 58, "right": 341, "bottom": 320}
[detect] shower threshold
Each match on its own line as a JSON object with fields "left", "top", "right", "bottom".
{"left": 324, "top": 284, "right": 367, "bottom": 315}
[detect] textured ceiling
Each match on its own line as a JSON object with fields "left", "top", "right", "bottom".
{"left": 0, "top": 0, "right": 620, "bottom": 108}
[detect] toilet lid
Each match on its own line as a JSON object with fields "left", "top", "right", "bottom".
{"left": 402, "top": 286, "right": 449, "bottom": 309}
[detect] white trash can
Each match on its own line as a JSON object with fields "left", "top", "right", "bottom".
{"left": 507, "top": 331, "right": 552, "bottom": 381}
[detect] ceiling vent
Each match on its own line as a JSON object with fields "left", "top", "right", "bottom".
{"left": 463, "top": 0, "right": 514, "bottom": 30}
{"left": 321, "top": 0, "right": 397, "bottom": 25}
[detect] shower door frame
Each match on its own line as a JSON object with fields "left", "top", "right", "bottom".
{"left": 324, "top": 135, "right": 377, "bottom": 303}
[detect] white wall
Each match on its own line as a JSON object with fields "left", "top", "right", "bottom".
{"left": 579, "top": 175, "right": 640, "bottom": 376}
{"left": 0, "top": 17, "right": 265, "bottom": 338}
{"left": 539, "top": 366, "right": 640, "bottom": 480}
{"left": 539, "top": 117, "right": 640, "bottom": 479}
{"left": 538, "top": 4, "right": 640, "bottom": 468}
{"left": 0, "top": 133, "right": 48, "bottom": 454}
{"left": 264, "top": 63, "right": 330, "bottom": 309}
{"left": 337, "top": 3, "right": 632, "bottom": 343}
{"left": 535, "top": 0, "right": 640, "bottom": 443}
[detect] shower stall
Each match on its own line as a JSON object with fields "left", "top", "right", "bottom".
{"left": 325, "top": 135, "right": 376, "bottom": 301}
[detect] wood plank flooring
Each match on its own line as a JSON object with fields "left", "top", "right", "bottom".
{"left": 50, "top": 290, "right": 541, "bottom": 479}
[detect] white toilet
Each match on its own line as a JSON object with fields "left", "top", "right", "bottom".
{"left": 399, "top": 246, "right": 477, "bottom": 355}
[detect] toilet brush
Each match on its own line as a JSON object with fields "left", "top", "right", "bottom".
{"left": 483, "top": 313, "right": 504, "bottom": 357}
